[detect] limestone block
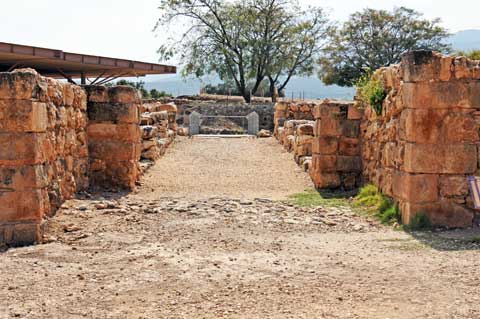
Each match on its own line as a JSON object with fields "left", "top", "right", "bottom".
{"left": 400, "top": 200, "right": 473, "bottom": 228}
{"left": 392, "top": 172, "right": 438, "bottom": 202}
{"left": 88, "top": 140, "right": 141, "bottom": 162}
{"left": 0, "top": 69, "right": 46, "bottom": 100}
{"left": 439, "top": 175, "right": 469, "bottom": 198}
{"left": 403, "top": 143, "right": 477, "bottom": 174}
{"left": 87, "top": 102, "right": 139, "bottom": 124}
{"left": 108, "top": 86, "right": 142, "bottom": 104}
{"left": 0, "top": 100, "right": 47, "bottom": 133}
{"left": 312, "top": 136, "right": 338, "bottom": 155}
{"left": 63, "top": 83, "right": 75, "bottom": 106}
{"left": 402, "top": 82, "right": 480, "bottom": 109}
{"left": 87, "top": 123, "right": 140, "bottom": 142}
{"left": 0, "top": 165, "right": 49, "bottom": 190}
{"left": 347, "top": 104, "right": 363, "bottom": 120}
{"left": 296, "top": 123, "right": 314, "bottom": 136}
{"left": 336, "top": 156, "right": 361, "bottom": 172}
{"left": 310, "top": 166, "right": 341, "bottom": 189}
{"left": 313, "top": 155, "right": 337, "bottom": 172}
{"left": 0, "top": 222, "right": 42, "bottom": 246}
{"left": 0, "top": 133, "right": 53, "bottom": 166}
{"left": 338, "top": 137, "right": 360, "bottom": 156}
{"left": 0, "top": 189, "right": 48, "bottom": 222}
{"left": 141, "top": 126, "right": 159, "bottom": 139}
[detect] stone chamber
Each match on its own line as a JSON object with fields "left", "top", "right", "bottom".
{"left": 0, "top": 69, "right": 177, "bottom": 246}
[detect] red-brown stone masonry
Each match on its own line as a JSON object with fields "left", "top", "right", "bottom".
{"left": 85, "top": 86, "right": 142, "bottom": 190}
{"left": 360, "top": 51, "right": 480, "bottom": 227}
{"left": 309, "top": 99, "right": 361, "bottom": 190}
{"left": 0, "top": 69, "right": 88, "bottom": 246}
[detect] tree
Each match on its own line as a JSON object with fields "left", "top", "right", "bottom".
{"left": 115, "top": 79, "right": 150, "bottom": 98}
{"left": 318, "top": 7, "right": 451, "bottom": 86}
{"left": 150, "top": 88, "right": 172, "bottom": 99}
{"left": 156, "top": 0, "right": 331, "bottom": 102}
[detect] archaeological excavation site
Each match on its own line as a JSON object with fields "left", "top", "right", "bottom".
{"left": 2, "top": 2, "right": 480, "bottom": 317}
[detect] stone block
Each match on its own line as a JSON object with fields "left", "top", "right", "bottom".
{"left": 0, "top": 100, "right": 47, "bottom": 132}
{"left": 439, "top": 175, "right": 469, "bottom": 198}
{"left": 313, "top": 105, "right": 322, "bottom": 119}
{"left": 63, "top": 83, "right": 75, "bottom": 106}
{"left": 402, "top": 82, "right": 480, "bottom": 109}
{"left": 403, "top": 143, "right": 477, "bottom": 174}
{"left": 0, "top": 189, "right": 47, "bottom": 222}
{"left": 401, "top": 51, "right": 454, "bottom": 83}
{"left": 347, "top": 104, "right": 363, "bottom": 120}
{"left": 312, "top": 136, "right": 338, "bottom": 155}
{"left": 310, "top": 169, "right": 341, "bottom": 189}
{"left": 392, "top": 172, "right": 438, "bottom": 203}
{"left": 0, "top": 165, "right": 49, "bottom": 190}
{"left": 340, "top": 120, "right": 360, "bottom": 138}
{"left": 108, "top": 86, "right": 142, "bottom": 104}
{"left": 338, "top": 137, "right": 359, "bottom": 156}
{"left": 400, "top": 109, "right": 478, "bottom": 143}
{"left": 88, "top": 140, "right": 141, "bottom": 162}
{"left": 87, "top": 102, "right": 139, "bottom": 124}
{"left": 336, "top": 156, "right": 361, "bottom": 172}
{"left": 0, "top": 69, "right": 46, "bottom": 100}
{"left": 296, "top": 123, "right": 314, "bottom": 136}
{"left": 312, "top": 154, "right": 337, "bottom": 172}
{"left": 400, "top": 200, "right": 473, "bottom": 228}
{"left": 320, "top": 117, "right": 341, "bottom": 136}
{"left": 0, "top": 133, "right": 53, "bottom": 166}
{"left": 87, "top": 123, "right": 140, "bottom": 142}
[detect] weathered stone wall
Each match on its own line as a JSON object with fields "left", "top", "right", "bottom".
{"left": 309, "top": 100, "right": 361, "bottom": 190}
{"left": 273, "top": 101, "right": 316, "bottom": 137}
{"left": 140, "top": 103, "right": 177, "bottom": 161}
{"left": 0, "top": 69, "right": 88, "bottom": 245}
{"left": 361, "top": 51, "right": 480, "bottom": 227}
{"left": 85, "top": 86, "right": 142, "bottom": 190}
{"left": 177, "top": 102, "right": 275, "bottom": 131}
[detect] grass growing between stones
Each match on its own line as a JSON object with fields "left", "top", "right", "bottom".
{"left": 353, "top": 184, "right": 401, "bottom": 225}
{"left": 288, "top": 189, "right": 352, "bottom": 208}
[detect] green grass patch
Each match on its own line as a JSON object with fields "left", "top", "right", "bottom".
{"left": 288, "top": 189, "right": 351, "bottom": 208}
{"left": 353, "top": 184, "right": 401, "bottom": 225}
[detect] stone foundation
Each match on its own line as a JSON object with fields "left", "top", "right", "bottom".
{"left": 309, "top": 100, "right": 361, "bottom": 190}
{"left": 0, "top": 70, "right": 171, "bottom": 246}
{"left": 0, "top": 69, "right": 88, "bottom": 245}
{"left": 85, "top": 86, "right": 142, "bottom": 189}
{"left": 361, "top": 51, "right": 480, "bottom": 227}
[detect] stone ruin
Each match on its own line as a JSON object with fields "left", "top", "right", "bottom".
{"left": 274, "top": 51, "right": 480, "bottom": 228}
{"left": 0, "top": 69, "right": 177, "bottom": 246}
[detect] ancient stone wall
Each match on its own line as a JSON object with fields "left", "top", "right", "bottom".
{"left": 0, "top": 69, "right": 88, "bottom": 245}
{"left": 140, "top": 102, "right": 177, "bottom": 161}
{"left": 360, "top": 51, "right": 480, "bottom": 227}
{"left": 85, "top": 86, "right": 142, "bottom": 190}
{"left": 273, "top": 101, "right": 316, "bottom": 137}
{"left": 177, "top": 102, "right": 274, "bottom": 131}
{"left": 309, "top": 100, "right": 362, "bottom": 190}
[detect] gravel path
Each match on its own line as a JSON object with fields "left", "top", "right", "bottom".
{"left": 134, "top": 136, "right": 313, "bottom": 200}
{"left": 1, "top": 136, "right": 480, "bottom": 318}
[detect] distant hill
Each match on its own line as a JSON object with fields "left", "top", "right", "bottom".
{"left": 145, "top": 29, "right": 480, "bottom": 99}
{"left": 449, "top": 29, "right": 480, "bottom": 52}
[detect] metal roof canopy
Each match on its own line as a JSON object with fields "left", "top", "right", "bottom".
{"left": 0, "top": 41, "right": 176, "bottom": 85}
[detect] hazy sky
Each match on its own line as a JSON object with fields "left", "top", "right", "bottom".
{"left": 1, "top": 0, "right": 478, "bottom": 65}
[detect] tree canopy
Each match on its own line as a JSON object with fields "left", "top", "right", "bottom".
{"left": 156, "top": 0, "right": 331, "bottom": 102}
{"left": 318, "top": 7, "right": 451, "bottom": 87}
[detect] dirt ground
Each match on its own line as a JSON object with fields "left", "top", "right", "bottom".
{"left": 1, "top": 137, "right": 480, "bottom": 319}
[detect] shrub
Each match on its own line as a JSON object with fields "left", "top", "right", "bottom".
{"left": 355, "top": 72, "right": 386, "bottom": 116}
{"left": 354, "top": 184, "right": 400, "bottom": 225}
{"left": 456, "top": 50, "right": 480, "bottom": 60}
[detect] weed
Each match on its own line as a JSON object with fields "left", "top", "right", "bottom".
{"left": 355, "top": 72, "right": 386, "bottom": 116}
{"left": 407, "top": 212, "right": 432, "bottom": 230}
{"left": 353, "top": 184, "right": 400, "bottom": 225}
{"left": 288, "top": 189, "right": 351, "bottom": 208}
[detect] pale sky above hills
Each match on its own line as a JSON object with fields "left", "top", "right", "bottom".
{"left": 1, "top": 0, "right": 478, "bottom": 66}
